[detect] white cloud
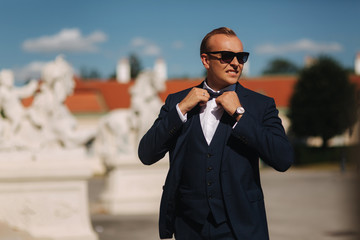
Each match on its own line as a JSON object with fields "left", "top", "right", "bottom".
{"left": 131, "top": 37, "right": 147, "bottom": 47}
{"left": 130, "top": 37, "right": 161, "bottom": 56}
{"left": 22, "top": 28, "right": 107, "bottom": 53}
{"left": 255, "top": 39, "right": 343, "bottom": 54}
{"left": 143, "top": 44, "right": 161, "bottom": 56}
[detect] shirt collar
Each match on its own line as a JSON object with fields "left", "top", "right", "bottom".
{"left": 203, "top": 80, "right": 236, "bottom": 94}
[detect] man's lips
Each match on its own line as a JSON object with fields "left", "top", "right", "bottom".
{"left": 226, "top": 69, "right": 239, "bottom": 75}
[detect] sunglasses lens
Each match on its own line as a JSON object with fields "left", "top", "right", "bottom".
{"left": 236, "top": 52, "right": 249, "bottom": 64}
{"left": 221, "top": 52, "right": 235, "bottom": 63}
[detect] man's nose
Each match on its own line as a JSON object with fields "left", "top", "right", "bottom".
{"left": 230, "top": 56, "right": 241, "bottom": 66}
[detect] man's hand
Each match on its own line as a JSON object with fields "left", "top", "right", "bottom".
{"left": 216, "top": 91, "right": 243, "bottom": 121}
{"left": 178, "top": 87, "right": 209, "bottom": 115}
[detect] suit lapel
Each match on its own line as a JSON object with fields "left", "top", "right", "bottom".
{"left": 220, "top": 82, "right": 249, "bottom": 168}
{"left": 235, "top": 82, "right": 249, "bottom": 109}
{"left": 211, "top": 110, "right": 233, "bottom": 144}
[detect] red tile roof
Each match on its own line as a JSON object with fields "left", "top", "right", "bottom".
{"left": 159, "top": 76, "right": 297, "bottom": 108}
{"left": 241, "top": 76, "right": 296, "bottom": 108}
{"left": 73, "top": 77, "right": 134, "bottom": 110}
{"left": 65, "top": 91, "right": 105, "bottom": 112}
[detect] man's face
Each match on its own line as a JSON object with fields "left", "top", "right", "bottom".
{"left": 201, "top": 34, "right": 244, "bottom": 91}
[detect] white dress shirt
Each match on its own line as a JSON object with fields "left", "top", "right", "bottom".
{"left": 176, "top": 81, "right": 236, "bottom": 145}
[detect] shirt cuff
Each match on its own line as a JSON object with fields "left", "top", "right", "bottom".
{"left": 176, "top": 103, "right": 187, "bottom": 123}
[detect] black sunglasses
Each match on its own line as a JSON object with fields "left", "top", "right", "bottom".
{"left": 205, "top": 51, "right": 250, "bottom": 64}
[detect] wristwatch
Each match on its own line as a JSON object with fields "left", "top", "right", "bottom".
{"left": 232, "top": 106, "right": 245, "bottom": 118}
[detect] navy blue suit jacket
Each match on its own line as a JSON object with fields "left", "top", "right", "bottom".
{"left": 138, "top": 81, "right": 294, "bottom": 239}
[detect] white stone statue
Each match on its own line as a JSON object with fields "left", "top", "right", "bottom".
{"left": 129, "top": 70, "right": 166, "bottom": 144}
{"left": 92, "top": 69, "right": 166, "bottom": 164}
{"left": 27, "top": 55, "right": 95, "bottom": 149}
{"left": 0, "top": 56, "right": 95, "bottom": 151}
{"left": 0, "top": 69, "right": 38, "bottom": 149}
{"left": 92, "top": 109, "right": 134, "bottom": 166}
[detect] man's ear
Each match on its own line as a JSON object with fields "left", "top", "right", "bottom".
{"left": 201, "top": 53, "right": 210, "bottom": 70}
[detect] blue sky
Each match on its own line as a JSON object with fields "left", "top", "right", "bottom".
{"left": 0, "top": 0, "right": 359, "bottom": 84}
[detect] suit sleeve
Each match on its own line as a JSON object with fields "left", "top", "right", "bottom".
{"left": 138, "top": 94, "right": 184, "bottom": 165}
{"left": 232, "top": 98, "right": 294, "bottom": 172}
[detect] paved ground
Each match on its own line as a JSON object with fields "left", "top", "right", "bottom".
{"left": 89, "top": 166, "right": 360, "bottom": 240}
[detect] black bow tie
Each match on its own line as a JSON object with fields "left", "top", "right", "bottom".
{"left": 207, "top": 89, "right": 224, "bottom": 100}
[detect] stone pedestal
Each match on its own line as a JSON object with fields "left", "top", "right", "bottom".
{"left": 100, "top": 154, "right": 168, "bottom": 215}
{"left": 0, "top": 149, "right": 98, "bottom": 240}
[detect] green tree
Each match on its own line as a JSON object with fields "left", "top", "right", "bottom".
{"left": 80, "top": 67, "right": 101, "bottom": 79}
{"left": 288, "top": 56, "right": 358, "bottom": 148}
{"left": 129, "top": 53, "right": 142, "bottom": 79}
{"left": 108, "top": 71, "right": 116, "bottom": 80}
{"left": 262, "top": 58, "right": 299, "bottom": 75}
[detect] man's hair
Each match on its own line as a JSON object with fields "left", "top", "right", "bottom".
{"left": 200, "top": 27, "right": 237, "bottom": 55}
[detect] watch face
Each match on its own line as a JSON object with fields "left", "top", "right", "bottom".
{"left": 237, "top": 107, "right": 245, "bottom": 114}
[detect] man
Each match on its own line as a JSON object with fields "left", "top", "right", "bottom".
{"left": 138, "top": 27, "right": 294, "bottom": 240}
